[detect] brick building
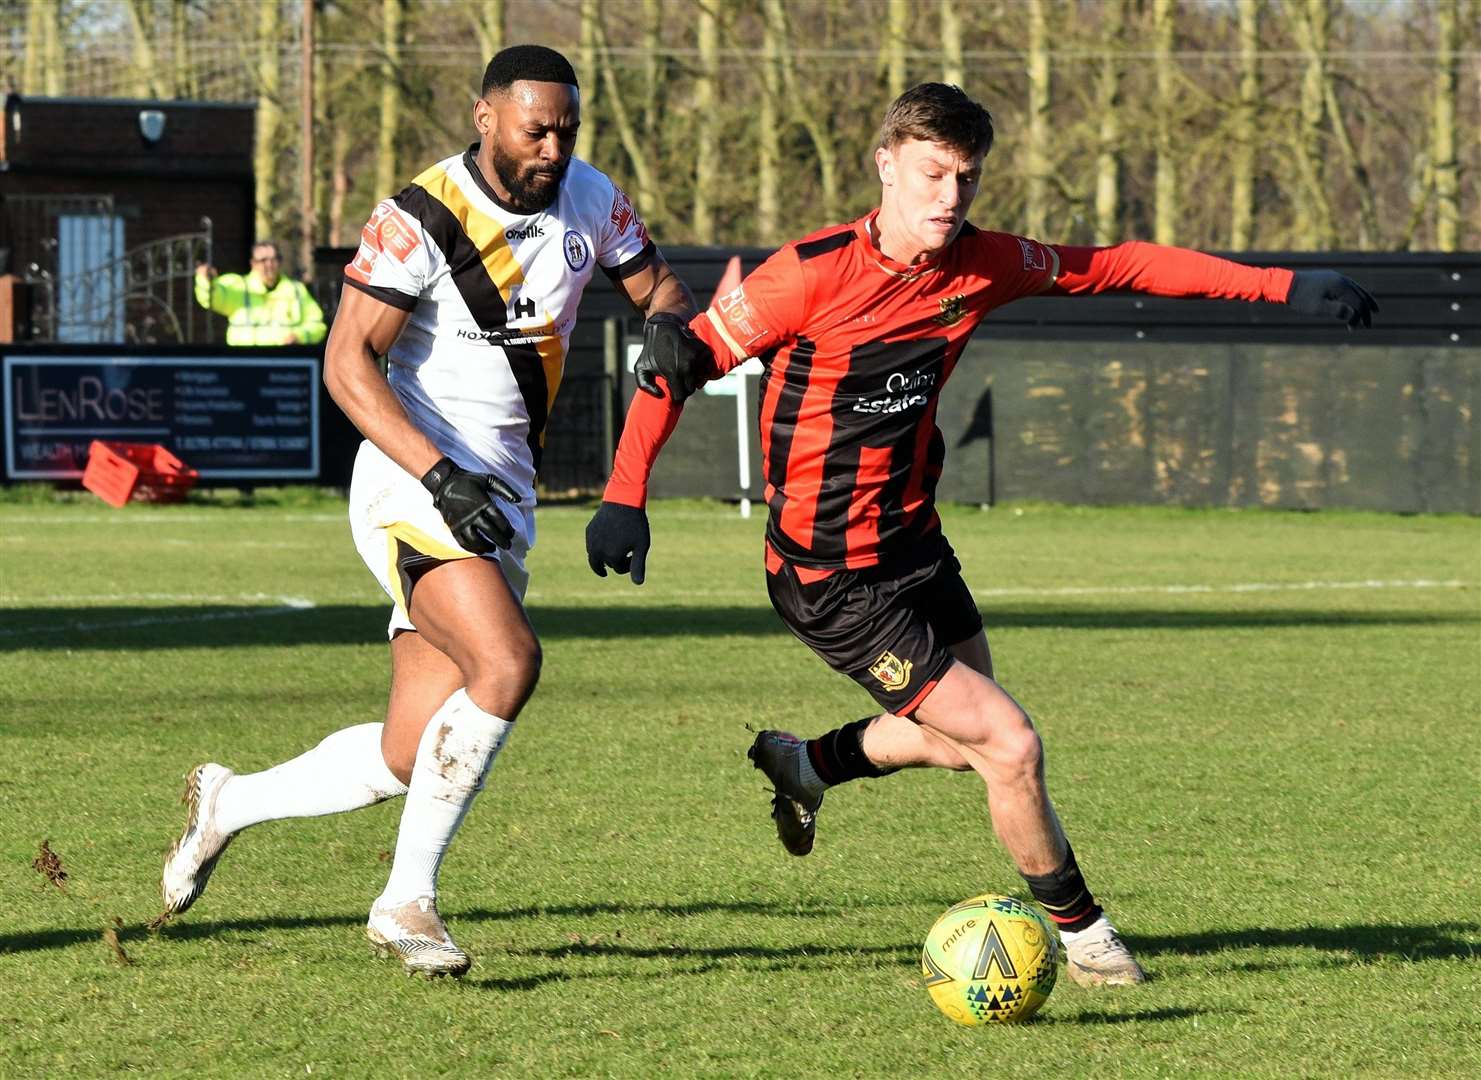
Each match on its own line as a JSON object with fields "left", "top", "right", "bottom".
{"left": 0, "top": 95, "right": 255, "bottom": 343}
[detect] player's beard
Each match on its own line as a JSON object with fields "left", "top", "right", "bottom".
{"left": 491, "top": 138, "right": 567, "bottom": 213}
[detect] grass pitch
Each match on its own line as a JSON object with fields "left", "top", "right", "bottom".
{"left": 1, "top": 496, "right": 1478, "bottom": 1077}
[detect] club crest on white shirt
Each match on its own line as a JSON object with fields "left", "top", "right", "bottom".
{"left": 563, "top": 230, "right": 590, "bottom": 271}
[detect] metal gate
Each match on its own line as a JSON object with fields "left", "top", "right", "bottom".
{"left": 4, "top": 195, "right": 215, "bottom": 344}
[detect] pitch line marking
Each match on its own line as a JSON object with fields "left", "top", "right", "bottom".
{"left": 969, "top": 578, "right": 1471, "bottom": 599}
{"left": 0, "top": 594, "right": 316, "bottom": 638}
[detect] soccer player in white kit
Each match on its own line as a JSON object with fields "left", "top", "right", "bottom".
{"left": 157, "top": 45, "right": 697, "bottom": 977}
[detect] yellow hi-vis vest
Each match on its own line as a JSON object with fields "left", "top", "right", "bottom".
{"left": 194, "top": 272, "right": 327, "bottom": 347}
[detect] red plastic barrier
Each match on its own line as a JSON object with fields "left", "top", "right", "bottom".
{"left": 81, "top": 441, "right": 199, "bottom": 507}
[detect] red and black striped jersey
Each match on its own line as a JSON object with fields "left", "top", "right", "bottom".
{"left": 606, "top": 210, "right": 1294, "bottom": 574}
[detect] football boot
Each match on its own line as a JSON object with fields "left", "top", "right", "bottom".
{"left": 366, "top": 895, "right": 472, "bottom": 977}
{"left": 1060, "top": 915, "right": 1148, "bottom": 988}
{"left": 159, "top": 763, "right": 238, "bottom": 919}
{"left": 747, "top": 730, "right": 823, "bottom": 857}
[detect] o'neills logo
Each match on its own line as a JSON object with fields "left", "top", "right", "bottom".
{"left": 505, "top": 223, "right": 545, "bottom": 240}
{"left": 869, "top": 650, "right": 912, "bottom": 691}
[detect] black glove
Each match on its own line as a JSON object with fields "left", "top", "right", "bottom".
{"left": 585, "top": 501, "right": 651, "bottom": 585}
{"left": 634, "top": 312, "right": 711, "bottom": 403}
{"left": 1285, "top": 270, "right": 1379, "bottom": 329}
{"left": 421, "top": 456, "right": 519, "bottom": 555}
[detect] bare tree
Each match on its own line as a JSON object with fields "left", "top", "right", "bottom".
{"left": 23, "top": 0, "right": 64, "bottom": 95}
{"left": 1152, "top": 0, "right": 1178, "bottom": 245}
{"left": 257, "top": 0, "right": 283, "bottom": 240}
{"left": 1286, "top": 0, "right": 1337, "bottom": 247}
{"left": 883, "top": 0, "right": 908, "bottom": 100}
{"left": 170, "top": 0, "right": 196, "bottom": 99}
{"left": 468, "top": 0, "right": 505, "bottom": 63}
{"left": 1229, "top": 0, "right": 1261, "bottom": 249}
{"left": 575, "top": 0, "right": 598, "bottom": 165}
{"left": 592, "top": 7, "right": 672, "bottom": 230}
{"left": 764, "top": 0, "right": 841, "bottom": 224}
{"left": 692, "top": 0, "right": 721, "bottom": 243}
{"left": 641, "top": 0, "right": 663, "bottom": 142}
{"left": 376, "top": 0, "right": 406, "bottom": 201}
{"left": 757, "top": 0, "right": 783, "bottom": 244}
{"left": 1093, "top": 0, "right": 1126, "bottom": 245}
{"left": 940, "top": 0, "right": 963, "bottom": 87}
{"left": 125, "top": 0, "right": 161, "bottom": 98}
{"left": 1023, "top": 0, "right": 1051, "bottom": 237}
{"left": 1432, "top": 0, "right": 1461, "bottom": 249}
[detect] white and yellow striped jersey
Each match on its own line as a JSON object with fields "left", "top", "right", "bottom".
{"left": 343, "top": 145, "right": 653, "bottom": 505}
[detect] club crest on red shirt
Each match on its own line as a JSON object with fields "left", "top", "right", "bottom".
{"left": 933, "top": 294, "right": 966, "bottom": 326}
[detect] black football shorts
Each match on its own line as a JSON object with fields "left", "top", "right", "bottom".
{"left": 766, "top": 541, "right": 984, "bottom": 718}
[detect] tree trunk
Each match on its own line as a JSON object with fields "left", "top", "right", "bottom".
{"left": 1023, "top": 0, "right": 1051, "bottom": 238}
{"left": 23, "top": 1, "right": 45, "bottom": 94}
{"left": 313, "top": 30, "right": 331, "bottom": 248}
{"left": 884, "top": 0, "right": 908, "bottom": 100}
{"left": 1093, "top": 0, "right": 1125, "bottom": 245}
{"left": 575, "top": 0, "right": 598, "bottom": 164}
{"left": 256, "top": 0, "right": 283, "bottom": 241}
{"left": 1288, "top": 0, "right": 1336, "bottom": 248}
{"left": 593, "top": 10, "right": 672, "bottom": 229}
{"left": 642, "top": 0, "right": 663, "bottom": 142}
{"left": 376, "top": 0, "right": 405, "bottom": 201}
{"left": 940, "top": 0, "right": 963, "bottom": 86}
{"left": 757, "top": 1, "right": 783, "bottom": 245}
{"left": 1431, "top": 0, "right": 1460, "bottom": 250}
{"left": 170, "top": 0, "right": 195, "bottom": 99}
{"left": 765, "top": 0, "right": 840, "bottom": 224}
{"left": 41, "top": 0, "right": 62, "bottom": 93}
{"left": 126, "top": 0, "right": 161, "bottom": 99}
{"left": 692, "top": 0, "right": 720, "bottom": 244}
{"left": 330, "top": 125, "right": 352, "bottom": 247}
{"left": 469, "top": 0, "right": 505, "bottom": 64}
{"left": 1152, "top": 0, "right": 1178, "bottom": 245}
{"left": 1229, "top": 0, "right": 1260, "bottom": 249}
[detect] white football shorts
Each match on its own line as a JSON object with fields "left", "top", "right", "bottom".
{"left": 348, "top": 439, "right": 534, "bottom": 638}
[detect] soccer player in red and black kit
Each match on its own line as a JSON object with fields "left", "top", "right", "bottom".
{"left": 585, "top": 84, "right": 1376, "bottom": 988}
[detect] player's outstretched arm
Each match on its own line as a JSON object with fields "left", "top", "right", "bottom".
{"left": 1048, "top": 242, "right": 1378, "bottom": 329}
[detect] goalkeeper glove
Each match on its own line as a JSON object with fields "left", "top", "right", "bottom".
{"left": 1285, "top": 271, "right": 1379, "bottom": 329}
{"left": 634, "top": 312, "right": 711, "bottom": 403}
{"left": 421, "top": 456, "right": 519, "bottom": 555}
{"left": 585, "top": 501, "right": 651, "bottom": 585}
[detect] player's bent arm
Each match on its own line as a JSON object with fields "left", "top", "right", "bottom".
{"left": 322, "top": 286, "right": 443, "bottom": 479}
{"left": 612, "top": 249, "right": 699, "bottom": 320}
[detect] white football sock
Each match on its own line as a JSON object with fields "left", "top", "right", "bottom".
{"left": 213, "top": 723, "right": 408, "bottom": 835}
{"left": 378, "top": 689, "right": 513, "bottom": 907}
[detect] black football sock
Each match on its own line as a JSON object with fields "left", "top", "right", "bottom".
{"left": 1021, "top": 844, "right": 1103, "bottom": 933}
{"left": 805, "top": 717, "right": 896, "bottom": 786}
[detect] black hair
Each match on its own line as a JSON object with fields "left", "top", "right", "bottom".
{"left": 481, "top": 45, "right": 579, "bottom": 97}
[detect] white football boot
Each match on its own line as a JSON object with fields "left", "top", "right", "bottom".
{"left": 160, "top": 763, "right": 238, "bottom": 919}
{"left": 1060, "top": 915, "right": 1148, "bottom": 987}
{"left": 747, "top": 730, "right": 823, "bottom": 856}
{"left": 366, "top": 896, "right": 472, "bottom": 977}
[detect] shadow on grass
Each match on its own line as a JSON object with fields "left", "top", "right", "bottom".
{"left": 2, "top": 603, "right": 1472, "bottom": 651}
{"left": 1044, "top": 1006, "right": 1228, "bottom": 1025}
{"left": 0, "top": 898, "right": 858, "bottom": 956}
{"left": 1128, "top": 922, "right": 1480, "bottom": 964}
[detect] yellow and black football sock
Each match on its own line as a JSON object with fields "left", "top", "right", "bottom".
{"left": 806, "top": 717, "right": 897, "bottom": 786}
{"left": 1021, "top": 844, "right": 1103, "bottom": 933}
